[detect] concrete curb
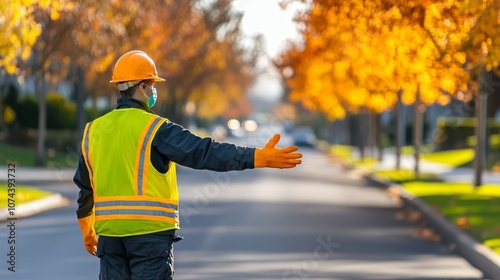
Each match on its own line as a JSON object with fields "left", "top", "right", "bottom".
{"left": 367, "top": 174, "right": 500, "bottom": 280}
{"left": 0, "top": 193, "right": 70, "bottom": 222}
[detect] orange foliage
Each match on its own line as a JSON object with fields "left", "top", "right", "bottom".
{"left": 277, "top": 0, "right": 500, "bottom": 119}
{"left": 3, "top": 0, "right": 256, "bottom": 122}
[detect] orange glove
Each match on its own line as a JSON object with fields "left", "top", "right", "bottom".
{"left": 78, "top": 215, "right": 98, "bottom": 256}
{"left": 254, "top": 134, "right": 302, "bottom": 168}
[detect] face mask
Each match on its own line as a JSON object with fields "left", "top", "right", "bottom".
{"left": 143, "top": 84, "right": 157, "bottom": 108}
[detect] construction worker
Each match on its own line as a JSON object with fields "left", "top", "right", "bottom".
{"left": 74, "top": 50, "right": 302, "bottom": 280}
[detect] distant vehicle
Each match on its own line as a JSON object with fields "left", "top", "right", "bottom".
{"left": 209, "top": 125, "right": 228, "bottom": 141}
{"left": 292, "top": 126, "right": 317, "bottom": 147}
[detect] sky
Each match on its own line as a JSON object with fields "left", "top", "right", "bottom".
{"left": 232, "top": 0, "right": 303, "bottom": 58}
{"left": 232, "top": 0, "right": 305, "bottom": 100}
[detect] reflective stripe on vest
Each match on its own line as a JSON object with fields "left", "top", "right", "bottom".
{"left": 81, "top": 122, "right": 95, "bottom": 190}
{"left": 95, "top": 196, "right": 178, "bottom": 222}
{"left": 134, "top": 116, "right": 164, "bottom": 196}
{"left": 96, "top": 200, "right": 178, "bottom": 210}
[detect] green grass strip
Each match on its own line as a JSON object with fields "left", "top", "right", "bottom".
{"left": 374, "top": 169, "right": 443, "bottom": 184}
{"left": 0, "top": 184, "right": 53, "bottom": 208}
{"left": 421, "top": 149, "right": 474, "bottom": 167}
{"left": 402, "top": 181, "right": 500, "bottom": 254}
{"left": 0, "top": 143, "right": 77, "bottom": 168}
{"left": 331, "top": 145, "right": 352, "bottom": 161}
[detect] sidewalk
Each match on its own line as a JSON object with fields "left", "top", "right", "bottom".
{"left": 356, "top": 151, "right": 500, "bottom": 185}
{"left": 342, "top": 151, "right": 500, "bottom": 279}
{"left": 0, "top": 166, "right": 75, "bottom": 183}
{"left": 0, "top": 166, "right": 73, "bottom": 223}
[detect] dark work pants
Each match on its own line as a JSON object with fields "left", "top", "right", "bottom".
{"left": 97, "top": 230, "right": 175, "bottom": 280}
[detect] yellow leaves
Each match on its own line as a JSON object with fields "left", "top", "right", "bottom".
{"left": 457, "top": 0, "right": 500, "bottom": 74}
{"left": 333, "top": 61, "right": 349, "bottom": 80}
{"left": 3, "top": 106, "right": 16, "bottom": 124}
{"left": 481, "top": 41, "right": 489, "bottom": 56}
{"left": 347, "top": 87, "right": 369, "bottom": 108}
{"left": 205, "top": 48, "right": 227, "bottom": 70}
{"left": 191, "top": 86, "right": 228, "bottom": 119}
{"left": 454, "top": 52, "right": 467, "bottom": 64}
{"left": 0, "top": 2, "right": 38, "bottom": 73}
{"left": 0, "top": 0, "right": 72, "bottom": 74}
{"left": 401, "top": 83, "right": 417, "bottom": 105}
{"left": 278, "top": 0, "right": 500, "bottom": 120}
{"left": 387, "top": 6, "right": 403, "bottom": 21}
{"left": 437, "top": 94, "right": 451, "bottom": 106}
{"left": 420, "top": 84, "right": 440, "bottom": 105}
{"left": 367, "top": 93, "right": 395, "bottom": 113}
{"left": 440, "top": 75, "right": 457, "bottom": 94}
{"left": 50, "top": 10, "right": 60, "bottom": 20}
{"left": 91, "top": 53, "right": 115, "bottom": 73}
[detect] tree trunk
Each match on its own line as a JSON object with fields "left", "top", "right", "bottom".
{"left": 343, "top": 112, "right": 350, "bottom": 146}
{"left": 160, "top": 86, "right": 185, "bottom": 125}
{"left": 35, "top": 74, "right": 47, "bottom": 167}
{"left": 474, "top": 71, "right": 490, "bottom": 187}
{"left": 413, "top": 87, "right": 424, "bottom": 179}
{"left": 0, "top": 74, "right": 8, "bottom": 126}
{"left": 75, "top": 65, "right": 86, "bottom": 134}
{"left": 367, "top": 112, "right": 375, "bottom": 158}
{"left": 348, "top": 114, "right": 363, "bottom": 160}
{"left": 358, "top": 113, "right": 367, "bottom": 162}
{"left": 163, "top": 98, "right": 181, "bottom": 124}
{"left": 395, "top": 89, "right": 403, "bottom": 170}
{"left": 376, "top": 113, "right": 383, "bottom": 162}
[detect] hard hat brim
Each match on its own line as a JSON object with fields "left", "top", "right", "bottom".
{"left": 110, "top": 76, "right": 166, "bottom": 83}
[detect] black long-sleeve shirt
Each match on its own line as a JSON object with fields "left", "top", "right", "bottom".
{"left": 74, "top": 98, "right": 255, "bottom": 219}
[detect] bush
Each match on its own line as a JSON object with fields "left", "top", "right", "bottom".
{"left": 16, "top": 96, "right": 38, "bottom": 129}
{"left": 13, "top": 92, "right": 77, "bottom": 130}
{"left": 434, "top": 117, "right": 500, "bottom": 151}
{"left": 46, "top": 93, "right": 77, "bottom": 129}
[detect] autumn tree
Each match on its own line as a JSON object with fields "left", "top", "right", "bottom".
{"left": 367, "top": 0, "right": 500, "bottom": 184}
{"left": 440, "top": 0, "right": 500, "bottom": 186}
{"left": 1, "top": 1, "right": 64, "bottom": 164}
{"left": 61, "top": 0, "right": 259, "bottom": 125}
{"left": 135, "top": 0, "right": 258, "bottom": 124}
{"left": 13, "top": 0, "right": 125, "bottom": 165}
{"left": 4, "top": 1, "right": 75, "bottom": 166}
{"left": 277, "top": 0, "right": 486, "bottom": 175}
{"left": 2, "top": 0, "right": 259, "bottom": 166}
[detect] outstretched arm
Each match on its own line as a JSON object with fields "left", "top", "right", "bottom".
{"left": 153, "top": 122, "right": 302, "bottom": 171}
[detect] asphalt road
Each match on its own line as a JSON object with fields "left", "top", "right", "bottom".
{"left": 0, "top": 148, "right": 484, "bottom": 279}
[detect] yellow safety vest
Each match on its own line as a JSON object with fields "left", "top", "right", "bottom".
{"left": 81, "top": 108, "right": 179, "bottom": 237}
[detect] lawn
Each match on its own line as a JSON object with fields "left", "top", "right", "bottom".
{"left": 402, "top": 182, "right": 500, "bottom": 254}
{"left": 421, "top": 148, "right": 474, "bottom": 167}
{"left": 0, "top": 143, "right": 77, "bottom": 168}
{"left": 375, "top": 169, "right": 443, "bottom": 184}
{"left": 330, "top": 145, "right": 352, "bottom": 162}
{"left": 331, "top": 145, "right": 378, "bottom": 171}
{"left": 363, "top": 147, "right": 500, "bottom": 255}
{"left": 0, "top": 184, "right": 53, "bottom": 208}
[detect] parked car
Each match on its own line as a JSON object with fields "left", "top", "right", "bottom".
{"left": 292, "top": 126, "right": 317, "bottom": 147}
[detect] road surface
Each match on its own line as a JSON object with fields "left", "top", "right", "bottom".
{"left": 0, "top": 148, "right": 484, "bottom": 279}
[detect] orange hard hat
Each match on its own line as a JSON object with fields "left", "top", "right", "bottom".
{"left": 110, "top": 50, "right": 165, "bottom": 89}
